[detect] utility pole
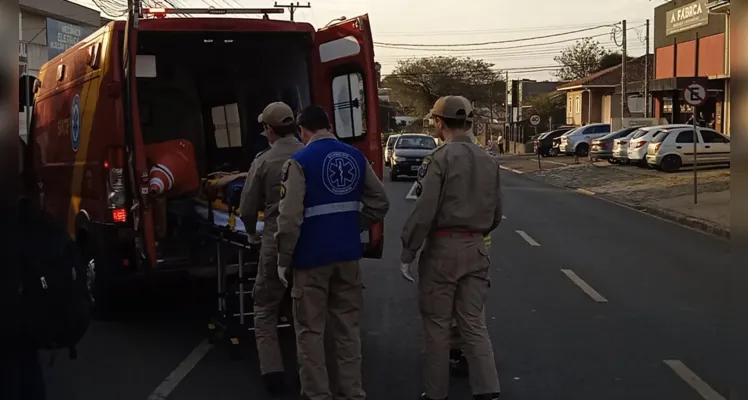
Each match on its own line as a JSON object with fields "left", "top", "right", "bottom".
{"left": 621, "top": 19, "right": 627, "bottom": 122}
{"left": 274, "top": 1, "right": 310, "bottom": 21}
{"left": 644, "top": 19, "right": 650, "bottom": 118}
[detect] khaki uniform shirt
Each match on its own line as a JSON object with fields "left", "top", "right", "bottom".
{"left": 275, "top": 132, "right": 390, "bottom": 269}
{"left": 400, "top": 134, "right": 503, "bottom": 263}
{"left": 239, "top": 135, "right": 304, "bottom": 239}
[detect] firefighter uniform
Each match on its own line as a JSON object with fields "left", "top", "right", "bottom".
{"left": 239, "top": 102, "right": 304, "bottom": 385}
{"left": 276, "top": 130, "right": 389, "bottom": 400}
{"left": 401, "top": 96, "right": 503, "bottom": 400}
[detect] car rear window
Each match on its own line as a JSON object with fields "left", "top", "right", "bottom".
{"left": 651, "top": 130, "right": 670, "bottom": 143}
{"left": 631, "top": 128, "right": 650, "bottom": 139}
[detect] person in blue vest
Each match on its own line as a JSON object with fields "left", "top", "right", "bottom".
{"left": 275, "top": 105, "right": 389, "bottom": 400}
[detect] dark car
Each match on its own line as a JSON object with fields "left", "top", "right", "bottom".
{"left": 534, "top": 127, "right": 575, "bottom": 157}
{"left": 389, "top": 134, "right": 437, "bottom": 181}
{"left": 590, "top": 127, "right": 640, "bottom": 162}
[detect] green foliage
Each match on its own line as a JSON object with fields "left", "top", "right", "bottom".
{"left": 553, "top": 38, "right": 610, "bottom": 81}
{"left": 381, "top": 56, "right": 504, "bottom": 117}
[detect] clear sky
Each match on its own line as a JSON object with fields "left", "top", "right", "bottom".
{"left": 72, "top": 0, "right": 664, "bottom": 81}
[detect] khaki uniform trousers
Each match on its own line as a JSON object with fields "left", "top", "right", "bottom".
{"left": 292, "top": 261, "right": 365, "bottom": 400}
{"left": 253, "top": 239, "right": 287, "bottom": 375}
{"left": 418, "top": 235, "right": 501, "bottom": 399}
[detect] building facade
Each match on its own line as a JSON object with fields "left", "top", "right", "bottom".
{"left": 19, "top": 0, "right": 102, "bottom": 140}
{"left": 651, "top": 0, "right": 730, "bottom": 134}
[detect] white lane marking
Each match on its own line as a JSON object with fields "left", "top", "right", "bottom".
{"left": 516, "top": 230, "right": 540, "bottom": 246}
{"left": 560, "top": 269, "right": 608, "bottom": 303}
{"left": 576, "top": 188, "right": 596, "bottom": 196}
{"left": 147, "top": 340, "right": 213, "bottom": 400}
{"left": 499, "top": 165, "right": 524, "bottom": 174}
{"left": 502, "top": 215, "right": 507, "bottom": 220}
{"left": 405, "top": 181, "right": 418, "bottom": 200}
{"left": 663, "top": 360, "right": 726, "bottom": 400}
{"left": 543, "top": 160, "right": 568, "bottom": 166}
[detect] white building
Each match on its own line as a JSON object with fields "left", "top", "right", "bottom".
{"left": 19, "top": 0, "right": 102, "bottom": 141}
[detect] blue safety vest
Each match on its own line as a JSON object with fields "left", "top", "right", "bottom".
{"left": 291, "top": 138, "right": 367, "bottom": 269}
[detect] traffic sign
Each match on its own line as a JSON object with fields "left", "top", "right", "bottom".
{"left": 683, "top": 83, "right": 707, "bottom": 106}
{"left": 529, "top": 114, "right": 541, "bottom": 126}
{"left": 477, "top": 123, "right": 486, "bottom": 135}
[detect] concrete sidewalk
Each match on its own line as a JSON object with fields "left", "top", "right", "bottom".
{"left": 501, "top": 160, "right": 731, "bottom": 238}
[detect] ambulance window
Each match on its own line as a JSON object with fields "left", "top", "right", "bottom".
{"left": 212, "top": 103, "right": 242, "bottom": 148}
{"left": 331, "top": 72, "right": 365, "bottom": 139}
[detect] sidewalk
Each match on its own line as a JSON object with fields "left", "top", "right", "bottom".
{"left": 499, "top": 157, "right": 730, "bottom": 238}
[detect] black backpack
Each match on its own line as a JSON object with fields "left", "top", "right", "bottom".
{"left": 18, "top": 202, "right": 94, "bottom": 361}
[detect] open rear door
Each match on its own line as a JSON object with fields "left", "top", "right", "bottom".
{"left": 313, "top": 15, "right": 384, "bottom": 259}
{"left": 123, "top": 12, "right": 157, "bottom": 268}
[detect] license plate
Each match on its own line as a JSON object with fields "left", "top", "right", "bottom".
{"left": 410, "top": 166, "right": 419, "bottom": 171}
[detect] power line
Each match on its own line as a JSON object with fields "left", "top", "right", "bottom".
{"left": 373, "top": 24, "right": 619, "bottom": 47}
{"left": 374, "top": 22, "right": 637, "bottom": 37}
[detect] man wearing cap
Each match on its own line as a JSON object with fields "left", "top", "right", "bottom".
{"left": 239, "top": 101, "right": 304, "bottom": 393}
{"left": 276, "top": 105, "right": 389, "bottom": 400}
{"left": 400, "top": 96, "right": 502, "bottom": 400}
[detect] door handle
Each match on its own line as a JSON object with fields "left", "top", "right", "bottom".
{"left": 705, "top": 145, "right": 711, "bottom": 149}
{"left": 676, "top": 146, "right": 682, "bottom": 149}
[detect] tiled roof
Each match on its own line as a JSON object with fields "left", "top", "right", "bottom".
{"left": 557, "top": 54, "right": 652, "bottom": 90}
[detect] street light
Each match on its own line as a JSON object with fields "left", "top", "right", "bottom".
{"left": 324, "top": 16, "right": 346, "bottom": 27}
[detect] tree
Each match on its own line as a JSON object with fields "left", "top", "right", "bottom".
{"left": 381, "top": 56, "right": 505, "bottom": 117}
{"left": 597, "top": 52, "right": 634, "bottom": 72}
{"left": 553, "top": 38, "right": 610, "bottom": 81}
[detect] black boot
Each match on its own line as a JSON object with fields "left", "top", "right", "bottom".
{"left": 420, "top": 393, "right": 447, "bottom": 400}
{"left": 449, "top": 350, "right": 469, "bottom": 378}
{"left": 261, "top": 371, "right": 285, "bottom": 393}
{"left": 473, "top": 393, "right": 500, "bottom": 400}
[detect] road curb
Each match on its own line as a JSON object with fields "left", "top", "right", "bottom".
{"left": 501, "top": 168, "right": 730, "bottom": 240}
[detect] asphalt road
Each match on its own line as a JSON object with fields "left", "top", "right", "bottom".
{"left": 42, "top": 168, "right": 733, "bottom": 400}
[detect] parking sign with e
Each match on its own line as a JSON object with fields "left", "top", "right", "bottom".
{"left": 683, "top": 83, "right": 706, "bottom": 106}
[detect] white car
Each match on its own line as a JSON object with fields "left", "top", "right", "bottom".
{"left": 558, "top": 123, "right": 611, "bottom": 156}
{"left": 646, "top": 127, "right": 730, "bottom": 172}
{"left": 626, "top": 124, "right": 691, "bottom": 167}
{"left": 384, "top": 134, "right": 401, "bottom": 166}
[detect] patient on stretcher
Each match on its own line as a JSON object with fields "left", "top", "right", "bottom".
{"left": 193, "top": 171, "right": 264, "bottom": 235}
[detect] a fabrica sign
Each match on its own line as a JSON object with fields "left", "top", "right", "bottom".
{"left": 666, "top": 0, "right": 709, "bottom": 36}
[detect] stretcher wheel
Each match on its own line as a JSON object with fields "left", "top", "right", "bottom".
{"left": 227, "top": 337, "right": 242, "bottom": 361}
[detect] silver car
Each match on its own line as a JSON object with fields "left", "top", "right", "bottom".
{"left": 646, "top": 127, "right": 731, "bottom": 172}
{"left": 626, "top": 124, "right": 691, "bottom": 167}
{"left": 384, "top": 134, "right": 401, "bottom": 166}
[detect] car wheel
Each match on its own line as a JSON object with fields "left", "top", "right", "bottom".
{"left": 548, "top": 148, "right": 559, "bottom": 157}
{"left": 575, "top": 143, "right": 589, "bottom": 157}
{"left": 607, "top": 159, "right": 617, "bottom": 164}
{"left": 660, "top": 155, "right": 682, "bottom": 173}
{"left": 389, "top": 169, "right": 399, "bottom": 182}
{"left": 636, "top": 159, "right": 648, "bottom": 168}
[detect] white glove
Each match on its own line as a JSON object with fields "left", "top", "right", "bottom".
{"left": 277, "top": 266, "right": 289, "bottom": 287}
{"left": 400, "top": 262, "right": 415, "bottom": 283}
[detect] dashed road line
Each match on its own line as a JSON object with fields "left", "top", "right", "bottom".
{"left": 516, "top": 230, "right": 540, "bottom": 246}
{"left": 405, "top": 181, "right": 418, "bottom": 200}
{"left": 502, "top": 215, "right": 507, "bottom": 220}
{"left": 543, "top": 160, "right": 568, "bottom": 166}
{"left": 663, "top": 360, "right": 726, "bottom": 400}
{"left": 147, "top": 339, "right": 213, "bottom": 400}
{"left": 560, "top": 269, "right": 608, "bottom": 303}
{"left": 499, "top": 165, "right": 524, "bottom": 174}
{"left": 576, "top": 188, "right": 596, "bottom": 196}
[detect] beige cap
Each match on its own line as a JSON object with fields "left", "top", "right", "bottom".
{"left": 425, "top": 95, "right": 474, "bottom": 121}
{"left": 257, "top": 102, "right": 295, "bottom": 126}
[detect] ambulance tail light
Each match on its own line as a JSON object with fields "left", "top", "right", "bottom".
{"left": 104, "top": 147, "right": 127, "bottom": 218}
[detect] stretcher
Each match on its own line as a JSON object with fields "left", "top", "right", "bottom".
{"left": 190, "top": 174, "right": 292, "bottom": 360}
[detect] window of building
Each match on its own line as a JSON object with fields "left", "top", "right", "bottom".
{"left": 575, "top": 96, "right": 581, "bottom": 114}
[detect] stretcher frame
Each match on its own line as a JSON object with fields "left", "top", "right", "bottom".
{"left": 195, "top": 199, "right": 292, "bottom": 360}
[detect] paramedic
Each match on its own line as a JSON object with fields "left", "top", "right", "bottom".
{"left": 400, "top": 96, "right": 502, "bottom": 400}
{"left": 276, "top": 105, "right": 389, "bottom": 400}
{"left": 239, "top": 101, "right": 304, "bottom": 393}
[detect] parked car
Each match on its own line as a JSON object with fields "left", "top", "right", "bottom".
{"left": 384, "top": 134, "right": 401, "bottom": 166}
{"left": 389, "top": 133, "right": 437, "bottom": 181}
{"left": 612, "top": 130, "right": 641, "bottom": 164}
{"left": 559, "top": 123, "right": 611, "bottom": 156}
{"left": 627, "top": 124, "right": 691, "bottom": 167}
{"left": 646, "top": 127, "right": 730, "bottom": 172}
{"left": 590, "top": 127, "right": 639, "bottom": 162}
{"left": 534, "top": 127, "right": 575, "bottom": 157}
